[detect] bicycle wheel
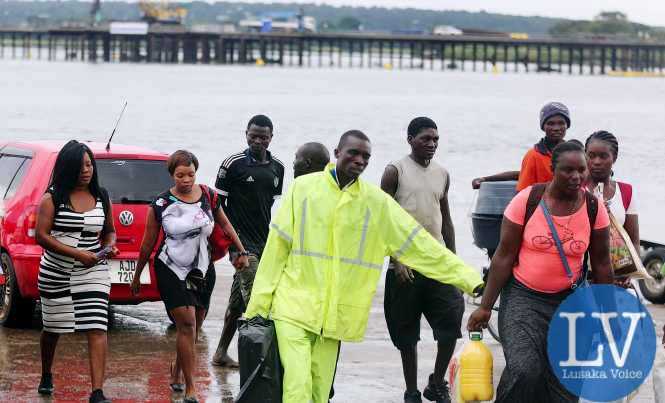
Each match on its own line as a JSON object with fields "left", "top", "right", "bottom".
{"left": 487, "top": 303, "right": 501, "bottom": 344}
{"left": 487, "top": 318, "right": 501, "bottom": 344}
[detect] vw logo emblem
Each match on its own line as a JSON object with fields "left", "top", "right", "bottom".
{"left": 119, "top": 210, "right": 134, "bottom": 226}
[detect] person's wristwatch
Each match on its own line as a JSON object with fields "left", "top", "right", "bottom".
{"left": 239, "top": 251, "right": 250, "bottom": 257}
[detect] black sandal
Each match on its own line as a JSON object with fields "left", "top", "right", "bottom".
{"left": 37, "top": 373, "right": 54, "bottom": 395}
{"left": 89, "top": 389, "right": 111, "bottom": 403}
{"left": 169, "top": 361, "right": 185, "bottom": 393}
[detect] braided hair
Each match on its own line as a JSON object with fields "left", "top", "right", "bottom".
{"left": 585, "top": 130, "right": 619, "bottom": 161}
{"left": 551, "top": 140, "right": 585, "bottom": 171}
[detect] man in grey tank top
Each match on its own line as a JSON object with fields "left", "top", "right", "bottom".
{"left": 381, "top": 117, "right": 464, "bottom": 403}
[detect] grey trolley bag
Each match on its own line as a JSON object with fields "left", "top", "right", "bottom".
{"left": 236, "top": 316, "right": 283, "bottom": 403}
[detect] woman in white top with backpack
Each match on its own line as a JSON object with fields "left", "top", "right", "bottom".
{"left": 585, "top": 131, "right": 638, "bottom": 250}
{"left": 583, "top": 131, "right": 665, "bottom": 403}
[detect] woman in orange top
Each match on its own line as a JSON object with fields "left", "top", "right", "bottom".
{"left": 467, "top": 141, "right": 612, "bottom": 402}
{"left": 472, "top": 102, "right": 571, "bottom": 191}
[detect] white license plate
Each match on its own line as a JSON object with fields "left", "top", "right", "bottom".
{"left": 109, "top": 260, "right": 150, "bottom": 284}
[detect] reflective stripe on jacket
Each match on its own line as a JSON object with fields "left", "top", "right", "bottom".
{"left": 245, "top": 163, "right": 483, "bottom": 342}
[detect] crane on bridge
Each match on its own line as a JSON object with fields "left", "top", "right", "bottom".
{"left": 88, "top": 0, "right": 188, "bottom": 26}
{"left": 138, "top": 0, "right": 188, "bottom": 25}
{"left": 90, "top": 0, "right": 102, "bottom": 26}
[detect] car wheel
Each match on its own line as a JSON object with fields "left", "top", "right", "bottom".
{"left": 0, "top": 253, "right": 35, "bottom": 328}
{"left": 638, "top": 248, "right": 665, "bottom": 304}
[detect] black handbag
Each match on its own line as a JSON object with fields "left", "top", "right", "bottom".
{"left": 236, "top": 316, "right": 283, "bottom": 403}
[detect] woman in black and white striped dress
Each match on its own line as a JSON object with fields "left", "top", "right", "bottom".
{"left": 35, "top": 140, "right": 118, "bottom": 403}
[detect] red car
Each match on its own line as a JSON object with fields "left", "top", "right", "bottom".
{"left": 0, "top": 141, "right": 174, "bottom": 327}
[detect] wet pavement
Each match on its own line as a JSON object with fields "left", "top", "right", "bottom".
{"left": 0, "top": 261, "right": 663, "bottom": 402}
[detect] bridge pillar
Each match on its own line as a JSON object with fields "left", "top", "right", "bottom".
{"left": 450, "top": 43, "right": 456, "bottom": 70}
{"left": 482, "top": 43, "right": 487, "bottom": 71}
{"left": 278, "top": 39, "right": 284, "bottom": 66}
{"left": 200, "top": 37, "right": 209, "bottom": 64}
{"left": 297, "top": 37, "right": 304, "bottom": 67}
{"left": 440, "top": 42, "right": 445, "bottom": 71}
{"left": 514, "top": 44, "right": 520, "bottom": 72}
{"left": 499, "top": 44, "right": 505, "bottom": 71}
{"left": 87, "top": 33, "right": 96, "bottom": 61}
{"left": 131, "top": 37, "right": 140, "bottom": 62}
{"left": 226, "top": 39, "right": 234, "bottom": 64}
{"left": 102, "top": 33, "right": 110, "bottom": 62}
{"left": 238, "top": 38, "right": 247, "bottom": 64}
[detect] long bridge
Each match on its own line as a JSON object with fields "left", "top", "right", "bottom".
{"left": 1, "top": 27, "right": 664, "bottom": 75}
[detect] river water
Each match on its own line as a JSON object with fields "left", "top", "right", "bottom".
{"left": 1, "top": 59, "right": 663, "bottom": 266}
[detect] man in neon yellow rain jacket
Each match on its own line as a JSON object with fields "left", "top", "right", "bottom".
{"left": 245, "top": 130, "right": 484, "bottom": 403}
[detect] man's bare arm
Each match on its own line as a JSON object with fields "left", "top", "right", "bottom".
{"left": 380, "top": 165, "right": 399, "bottom": 198}
{"left": 472, "top": 170, "right": 519, "bottom": 189}
{"left": 440, "top": 172, "right": 456, "bottom": 253}
{"left": 380, "top": 164, "right": 414, "bottom": 283}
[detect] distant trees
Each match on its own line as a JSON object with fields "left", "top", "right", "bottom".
{"left": 2, "top": 1, "right": 663, "bottom": 41}
{"left": 335, "top": 16, "right": 362, "bottom": 31}
{"left": 549, "top": 11, "right": 653, "bottom": 39}
{"left": 0, "top": 1, "right": 565, "bottom": 35}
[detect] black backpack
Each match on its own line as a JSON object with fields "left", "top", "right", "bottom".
{"left": 523, "top": 183, "right": 598, "bottom": 282}
{"left": 480, "top": 183, "right": 599, "bottom": 288}
{"left": 523, "top": 183, "right": 598, "bottom": 229}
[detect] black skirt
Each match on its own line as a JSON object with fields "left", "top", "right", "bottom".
{"left": 496, "top": 278, "right": 577, "bottom": 403}
{"left": 154, "top": 258, "right": 216, "bottom": 312}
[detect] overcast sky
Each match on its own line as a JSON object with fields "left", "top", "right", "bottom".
{"left": 232, "top": 0, "right": 664, "bottom": 26}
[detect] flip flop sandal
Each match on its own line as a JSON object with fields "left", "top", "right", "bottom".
{"left": 169, "top": 361, "right": 185, "bottom": 393}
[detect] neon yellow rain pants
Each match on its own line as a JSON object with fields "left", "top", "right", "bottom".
{"left": 275, "top": 319, "right": 340, "bottom": 403}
